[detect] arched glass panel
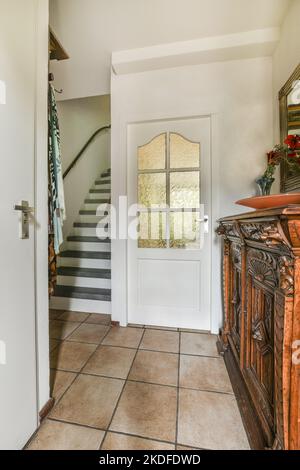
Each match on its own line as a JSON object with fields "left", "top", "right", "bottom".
{"left": 138, "top": 133, "right": 167, "bottom": 170}
{"left": 170, "top": 133, "right": 200, "bottom": 169}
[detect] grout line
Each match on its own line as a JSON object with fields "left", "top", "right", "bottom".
{"left": 175, "top": 332, "right": 181, "bottom": 447}
{"left": 50, "top": 366, "right": 235, "bottom": 397}
{"left": 99, "top": 329, "right": 146, "bottom": 450}
{"left": 102, "top": 429, "right": 177, "bottom": 448}
{"left": 49, "top": 324, "right": 113, "bottom": 413}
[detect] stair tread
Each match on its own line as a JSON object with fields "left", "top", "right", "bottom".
{"left": 84, "top": 199, "right": 110, "bottom": 203}
{"left": 79, "top": 210, "right": 108, "bottom": 215}
{"left": 57, "top": 267, "right": 111, "bottom": 279}
{"left": 54, "top": 285, "right": 111, "bottom": 301}
{"left": 73, "top": 222, "right": 109, "bottom": 228}
{"left": 67, "top": 236, "right": 110, "bottom": 243}
{"left": 59, "top": 250, "right": 111, "bottom": 259}
{"left": 95, "top": 180, "right": 111, "bottom": 185}
{"left": 90, "top": 189, "right": 110, "bottom": 194}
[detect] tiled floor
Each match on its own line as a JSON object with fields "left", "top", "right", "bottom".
{"left": 27, "top": 311, "right": 250, "bottom": 451}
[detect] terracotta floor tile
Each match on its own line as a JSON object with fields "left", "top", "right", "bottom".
{"left": 180, "top": 355, "right": 233, "bottom": 393}
{"left": 129, "top": 350, "right": 178, "bottom": 386}
{"left": 49, "top": 309, "right": 63, "bottom": 320}
{"left": 180, "top": 333, "right": 219, "bottom": 357}
{"left": 49, "top": 320, "right": 81, "bottom": 340}
{"left": 85, "top": 313, "right": 111, "bottom": 325}
{"left": 102, "top": 432, "right": 175, "bottom": 450}
{"left": 50, "top": 370, "right": 77, "bottom": 401}
{"left": 50, "top": 374, "right": 124, "bottom": 429}
{"left": 110, "top": 381, "right": 177, "bottom": 442}
{"left": 83, "top": 346, "right": 136, "bottom": 379}
{"left": 27, "top": 420, "right": 104, "bottom": 450}
{"left": 140, "top": 329, "right": 179, "bottom": 353}
{"left": 49, "top": 339, "right": 60, "bottom": 353}
{"left": 178, "top": 389, "right": 250, "bottom": 450}
{"left": 102, "top": 327, "right": 143, "bottom": 348}
{"left": 176, "top": 444, "right": 199, "bottom": 450}
{"left": 59, "top": 311, "right": 90, "bottom": 323}
{"left": 50, "top": 341, "right": 97, "bottom": 372}
{"left": 67, "top": 323, "right": 109, "bottom": 344}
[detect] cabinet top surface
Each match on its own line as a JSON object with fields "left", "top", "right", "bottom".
{"left": 219, "top": 205, "right": 300, "bottom": 223}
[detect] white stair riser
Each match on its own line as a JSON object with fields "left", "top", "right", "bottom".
{"left": 98, "top": 176, "right": 110, "bottom": 181}
{"left": 78, "top": 215, "right": 111, "bottom": 223}
{"left": 65, "top": 242, "right": 111, "bottom": 252}
{"left": 94, "top": 183, "right": 111, "bottom": 190}
{"left": 58, "top": 257, "right": 111, "bottom": 269}
{"left": 83, "top": 203, "right": 111, "bottom": 211}
{"left": 73, "top": 227, "right": 111, "bottom": 237}
{"left": 88, "top": 192, "right": 110, "bottom": 200}
{"left": 50, "top": 296, "right": 111, "bottom": 314}
{"left": 57, "top": 275, "right": 111, "bottom": 289}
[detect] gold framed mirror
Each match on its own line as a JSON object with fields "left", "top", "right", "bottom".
{"left": 279, "top": 63, "right": 300, "bottom": 193}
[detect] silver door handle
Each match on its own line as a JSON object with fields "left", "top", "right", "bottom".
{"left": 14, "top": 201, "right": 34, "bottom": 239}
{"left": 14, "top": 202, "right": 34, "bottom": 213}
{"left": 196, "top": 215, "right": 209, "bottom": 234}
{"left": 196, "top": 216, "right": 208, "bottom": 223}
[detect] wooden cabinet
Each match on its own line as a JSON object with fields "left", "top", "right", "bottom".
{"left": 217, "top": 207, "right": 300, "bottom": 450}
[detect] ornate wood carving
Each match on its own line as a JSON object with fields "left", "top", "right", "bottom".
{"left": 247, "top": 249, "right": 278, "bottom": 290}
{"left": 217, "top": 207, "right": 300, "bottom": 450}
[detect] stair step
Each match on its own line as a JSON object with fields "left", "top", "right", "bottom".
{"left": 59, "top": 250, "right": 111, "bottom": 259}
{"left": 57, "top": 267, "right": 111, "bottom": 279}
{"left": 79, "top": 210, "right": 108, "bottom": 215}
{"left": 50, "top": 296, "right": 111, "bottom": 314}
{"left": 74, "top": 222, "right": 109, "bottom": 228}
{"left": 95, "top": 180, "right": 111, "bottom": 185}
{"left": 90, "top": 189, "right": 110, "bottom": 194}
{"left": 73, "top": 227, "right": 110, "bottom": 237}
{"left": 53, "top": 285, "right": 111, "bottom": 302}
{"left": 67, "top": 236, "right": 111, "bottom": 243}
{"left": 84, "top": 199, "right": 110, "bottom": 204}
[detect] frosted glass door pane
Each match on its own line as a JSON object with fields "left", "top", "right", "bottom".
{"left": 138, "top": 133, "right": 167, "bottom": 170}
{"left": 170, "top": 212, "right": 199, "bottom": 249}
{"left": 138, "top": 173, "right": 166, "bottom": 207}
{"left": 170, "top": 133, "right": 200, "bottom": 168}
{"left": 170, "top": 172, "right": 200, "bottom": 208}
{"left": 138, "top": 212, "right": 167, "bottom": 248}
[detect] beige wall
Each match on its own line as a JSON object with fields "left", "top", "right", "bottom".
{"left": 273, "top": 0, "right": 300, "bottom": 143}
{"left": 57, "top": 95, "right": 111, "bottom": 237}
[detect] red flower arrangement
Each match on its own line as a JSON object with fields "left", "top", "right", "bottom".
{"left": 264, "top": 134, "right": 300, "bottom": 178}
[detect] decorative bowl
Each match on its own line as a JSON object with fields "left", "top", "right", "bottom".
{"left": 235, "top": 193, "right": 300, "bottom": 210}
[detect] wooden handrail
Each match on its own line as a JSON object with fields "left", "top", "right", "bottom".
{"left": 63, "top": 125, "right": 111, "bottom": 179}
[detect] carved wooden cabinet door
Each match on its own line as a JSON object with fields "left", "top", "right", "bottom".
{"left": 244, "top": 248, "right": 277, "bottom": 447}
{"left": 229, "top": 243, "right": 243, "bottom": 358}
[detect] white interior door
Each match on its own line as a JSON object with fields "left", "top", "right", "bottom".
{"left": 128, "top": 117, "right": 211, "bottom": 330}
{"left": 0, "top": 0, "right": 39, "bottom": 449}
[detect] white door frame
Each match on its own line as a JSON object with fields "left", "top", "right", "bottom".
{"left": 111, "top": 111, "right": 221, "bottom": 334}
{"left": 34, "top": 0, "right": 51, "bottom": 415}
{"left": 127, "top": 117, "right": 212, "bottom": 330}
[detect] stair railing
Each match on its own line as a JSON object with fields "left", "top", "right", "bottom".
{"left": 63, "top": 125, "right": 111, "bottom": 179}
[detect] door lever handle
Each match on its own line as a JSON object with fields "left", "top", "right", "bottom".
{"left": 196, "top": 215, "right": 209, "bottom": 234}
{"left": 14, "top": 202, "right": 34, "bottom": 213}
{"left": 13, "top": 201, "right": 34, "bottom": 239}
{"left": 196, "top": 216, "right": 209, "bottom": 223}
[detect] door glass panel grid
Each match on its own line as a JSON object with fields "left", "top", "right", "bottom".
{"left": 137, "top": 132, "right": 201, "bottom": 249}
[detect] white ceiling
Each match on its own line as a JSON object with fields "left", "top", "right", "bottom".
{"left": 50, "top": 0, "right": 291, "bottom": 99}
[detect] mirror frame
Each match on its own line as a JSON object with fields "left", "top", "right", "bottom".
{"left": 279, "top": 63, "right": 300, "bottom": 193}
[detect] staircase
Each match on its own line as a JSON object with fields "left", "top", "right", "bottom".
{"left": 50, "top": 168, "right": 112, "bottom": 314}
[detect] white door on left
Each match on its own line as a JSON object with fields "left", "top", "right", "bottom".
{"left": 0, "top": 0, "right": 42, "bottom": 449}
